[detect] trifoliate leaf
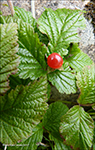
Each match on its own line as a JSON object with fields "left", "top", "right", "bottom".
{"left": 14, "top": 6, "right": 37, "bottom": 30}
{"left": 48, "top": 63, "right": 77, "bottom": 94}
{"left": 9, "top": 74, "right": 31, "bottom": 90}
{"left": 60, "top": 105, "right": 94, "bottom": 150}
{"left": 17, "top": 21, "right": 47, "bottom": 80}
{"left": 38, "top": 8, "right": 85, "bottom": 54}
{"left": 65, "top": 44, "right": 93, "bottom": 71}
{"left": 36, "top": 28, "right": 49, "bottom": 46}
{"left": 0, "top": 7, "right": 48, "bottom": 47}
{"left": 0, "top": 6, "right": 37, "bottom": 30}
{"left": 92, "top": 103, "right": 95, "bottom": 110}
{"left": 0, "top": 23, "right": 19, "bottom": 94}
{"left": 0, "top": 15, "right": 6, "bottom": 24}
{"left": 93, "top": 122, "right": 95, "bottom": 146}
{"left": 47, "top": 82, "right": 51, "bottom": 100}
{"left": 94, "top": 144, "right": 95, "bottom": 150}
{"left": 0, "top": 10, "right": 2, "bottom": 15}
{"left": 87, "top": 108, "right": 95, "bottom": 118}
{"left": 58, "top": 48, "right": 68, "bottom": 56}
{"left": 49, "top": 134, "right": 72, "bottom": 150}
{"left": 14, "top": 6, "right": 49, "bottom": 46}
{"left": 42, "top": 102, "right": 68, "bottom": 139}
{"left": 8, "top": 123, "right": 43, "bottom": 150}
{"left": 0, "top": 76, "right": 48, "bottom": 144}
{"left": 0, "top": 15, "right": 14, "bottom": 25}
{"left": 76, "top": 64, "right": 95, "bottom": 105}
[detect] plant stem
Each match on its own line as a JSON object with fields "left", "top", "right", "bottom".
{"left": 88, "top": 112, "right": 95, "bottom": 115}
{"left": 79, "top": 103, "right": 94, "bottom": 107}
{"left": 7, "top": 0, "right": 14, "bottom": 16}
{"left": 31, "top": 0, "right": 36, "bottom": 18}
{"left": 4, "top": 145, "right": 7, "bottom": 150}
{"left": 37, "top": 142, "right": 49, "bottom": 147}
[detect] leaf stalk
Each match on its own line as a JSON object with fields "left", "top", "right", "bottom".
{"left": 7, "top": 0, "right": 14, "bottom": 16}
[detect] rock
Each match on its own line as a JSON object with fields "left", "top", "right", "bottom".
{"left": 78, "top": 19, "right": 95, "bottom": 62}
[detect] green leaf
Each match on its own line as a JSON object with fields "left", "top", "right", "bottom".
{"left": 42, "top": 101, "right": 68, "bottom": 139}
{"left": 60, "top": 105, "right": 94, "bottom": 150}
{"left": 0, "top": 10, "right": 2, "bottom": 15}
{"left": 65, "top": 44, "right": 93, "bottom": 71}
{"left": 0, "top": 23, "right": 19, "bottom": 94}
{"left": 17, "top": 21, "right": 47, "bottom": 80}
{"left": 0, "top": 15, "right": 6, "bottom": 24}
{"left": 0, "top": 6, "right": 37, "bottom": 30}
{"left": 14, "top": 6, "right": 37, "bottom": 30}
{"left": 15, "top": 6, "right": 49, "bottom": 46}
{"left": 0, "top": 14, "right": 17, "bottom": 25}
{"left": 48, "top": 63, "right": 77, "bottom": 94}
{"left": 36, "top": 29, "right": 49, "bottom": 46}
{"left": 0, "top": 76, "right": 48, "bottom": 144}
{"left": 9, "top": 74, "right": 31, "bottom": 90}
{"left": 93, "top": 122, "right": 95, "bottom": 148}
{"left": 2, "top": 16, "right": 14, "bottom": 25}
{"left": 38, "top": 8, "right": 85, "bottom": 54}
{"left": 8, "top": 123, "right": 43, "bottom": 150}
{"left": 76, "top": 64, "right": 95, "bottom": 105}
{"left": 47, "top": 82, "right": 51, "bottom": 100}
{"left": 93, "top": 143, "right": 95, "bottom": 150}
{"left": 87, "top": 108, "right": 95, "bottom": 120}
{"left": 49, "top": 134, "right": 72, "bottom": 150}
{"left": 14, "top": 6, "right": 49, "bottom": 49}
{"left": 92, "top": 103, "right": 95, "bottom": 110}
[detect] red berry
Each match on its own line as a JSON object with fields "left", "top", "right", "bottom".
{"left": 47, "top": 53, "right": 63, "bottom": 69}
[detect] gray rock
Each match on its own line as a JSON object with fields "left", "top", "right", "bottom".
{"left": 79, "top": 19, "right": 95, "bottom": 62}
